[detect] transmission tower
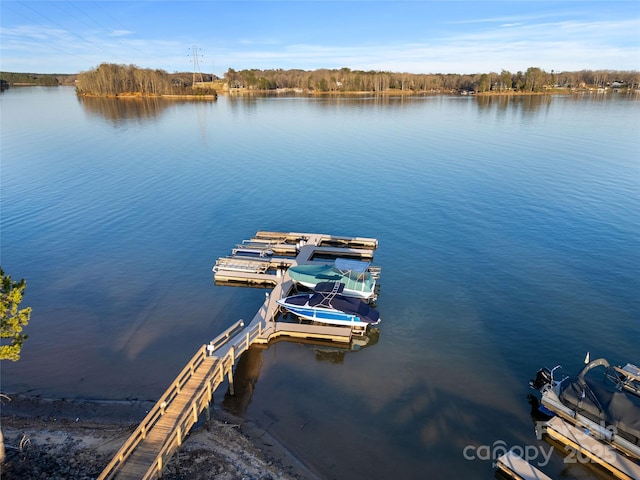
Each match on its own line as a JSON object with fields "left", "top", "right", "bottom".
{"left": 190, "top": 45, "right": 204, "bottom": 85}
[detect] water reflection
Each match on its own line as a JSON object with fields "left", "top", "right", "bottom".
{"left": 223, "top": 328, "right": 381, "bottom": 415}
{"left": 314, "top": 327, "right": 380, "bottom": 364}
{"left": 225, "top": 92, "right": 443, "bottom": 115}
{"left": 475, "top": 94, "right": 553, "bottom": 111}
{"left": 79, "top": 96, "right": 167, "bottom": 124}
{"left": 78, "top": 95, "right": 216, "bottom": 125}
{"left": 223, "top": 346, "right": 264, "bottom": 416}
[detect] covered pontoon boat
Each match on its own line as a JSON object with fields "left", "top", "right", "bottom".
{"left": 530, "top": 357, "right": 640, "bottom": 461}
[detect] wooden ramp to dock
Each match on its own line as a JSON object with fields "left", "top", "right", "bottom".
{"left": 99, "top": 317, "right": 354, "bottom": 480}
{"left": 100, "top": 231, "right": 378, "bottom": 479}
{"left": 543, "top": 416, "right": 640, "bottom": 480}
{"left": 98, "top": 320, "right": 244, "bottom": 480}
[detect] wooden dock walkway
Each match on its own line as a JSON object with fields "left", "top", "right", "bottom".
{"left": 99, "top": 231, "right": 378, "bottom": 479}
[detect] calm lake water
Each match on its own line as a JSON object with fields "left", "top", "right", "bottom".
{"left": 1, "top": 87, "right": 639, "bottom": 479}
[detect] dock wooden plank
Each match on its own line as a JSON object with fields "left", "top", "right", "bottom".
{"left": 495, "top": 451, "right": 553, "bottom": 480}
{"left": 269, "top": 322, "right": 352, "bottom": 343}
{"left": 213, "top": 270, "right": 280, "bottom": 286}
{"left": 254, "top": 231, "right": 307, "bottom": 242}
{"left": 105, "top": 355, "right": 220, "bottom": 480}
{"left": 254, "top": 231, "right": 378, "bottom": 249}
{"left": 297, "top": 244, "right": 375, "bottom": 262}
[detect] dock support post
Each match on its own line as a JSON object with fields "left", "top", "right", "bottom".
{"left": 173, "top": 447, "right": 180, "bottom": 476}
{"left": 205, "top": 380, "right": 212, "bottom": 430}
{"left": 227, "top": 346, "right": 236, "bottom": 395}
{"left": 227, "top": 366, "right": 235, "bottom": 396}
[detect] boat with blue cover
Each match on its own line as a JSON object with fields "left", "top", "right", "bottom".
{"left": 287, "top": 258, "right": 377, "bottom": 301}
{"left": 276, "top": 282, "right": 380, "bottom": 330}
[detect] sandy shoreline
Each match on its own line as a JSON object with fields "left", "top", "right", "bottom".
{"left": 0, "top": 395, "right": 320, "bottom": 480}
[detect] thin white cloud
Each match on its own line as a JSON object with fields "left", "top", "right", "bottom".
{"left": 109, "top": 29, "right": 133, "bottom": 37}
{"left": 447, "top": 10, "right": 578, "bottom": 26}
{"left": 0, "top": 25, "right": 69, "bottom": 41}
{"left": 237, "top": 38, "right": 281, "bottom": 46}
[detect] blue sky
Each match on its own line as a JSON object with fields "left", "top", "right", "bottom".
{"left": 1, "top": 1, "right": 639, "bottom": 75}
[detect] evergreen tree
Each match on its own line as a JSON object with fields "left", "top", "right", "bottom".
{"left": 0, "top": 268, "right": 32, "bottom": 362}
{"left": 0, "top": 267, "right": 32, "bottom": 465}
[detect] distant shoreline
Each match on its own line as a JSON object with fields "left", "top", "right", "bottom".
{"left": 112, "top": 88, "right": 631, "bottom": 98}
{"left": 222, "top": 86, "right": 636, "bottom": 96}
{"left": 10, "top": 84, "right": 637, "bottom": 98}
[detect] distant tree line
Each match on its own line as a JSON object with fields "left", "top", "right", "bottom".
{"left": 0, "top": 72, "right": 74, "bottom": 86}
{"left": 75, "top": 63, "right": 217, "bottom": 96}
{"left": 5, "top": 64, "right": 637, "bottom": 96}
{"left": 224, "top": 67, "right": 639, "bottom": 93}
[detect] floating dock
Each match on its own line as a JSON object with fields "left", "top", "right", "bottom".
{"left": 99, "top": 231, "right": 380, "bottom": 479}
{"left": 213, "top": 230, "right": 379, "bottom": 296}
{"left": 214, "top": 230, "right": 381, "bottom": 337}
{"left": 494, "top": 451, "right": 553, "bottom": 480}
{"left": 542, "top": 416, "right": 640, "bottom": 480}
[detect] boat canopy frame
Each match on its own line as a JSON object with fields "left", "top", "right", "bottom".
{"left": 333, "top": 258, "right": 370, "bottom": 275}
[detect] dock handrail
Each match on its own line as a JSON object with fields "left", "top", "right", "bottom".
{"left": 99, "top": 323, "right": 259, "bottom": 480}
{"left": 99, "top": 319, "right": 250, "bottom": 480}
{"left": 99, "top": 314, "right": 353, "bottom": 479}
{"left": 208, "top": 319, "right": 245, "bottom": 354}
{"left": 135, "top": 355, "right": 235, "bottom": 480}
{"left": 98, "top": 344, "right": 210, "bottom": 479}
